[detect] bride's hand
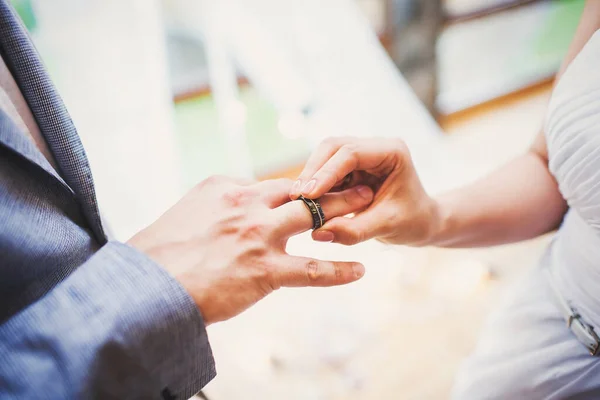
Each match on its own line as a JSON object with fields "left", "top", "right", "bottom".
{"left": 290, "top": 137, "right": 440, "bottom": 246}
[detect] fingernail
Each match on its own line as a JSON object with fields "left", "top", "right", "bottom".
{"left": 290, "top": 179, "right": 302, "bottom": 196}
{"left": 352, "top": 263, "right": 365, "bottom": 278}
{"left": 314, "top": 230, "right": 334, "bottom": 242}
{"left": 355, "top": 185, "right": 373, "bottom": 201}
{"left": 301, "top": 179, "right": 316, "bottom": 195}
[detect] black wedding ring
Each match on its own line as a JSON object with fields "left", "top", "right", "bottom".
{"left": 298, "top": 196, "right": 325, "bottom": 230}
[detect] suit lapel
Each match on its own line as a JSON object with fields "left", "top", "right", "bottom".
{"left": 0, "top": 108, "right": 72, "bottom": 191}
{"left": 0, "top": 1, "right": 105, "bottom": 242}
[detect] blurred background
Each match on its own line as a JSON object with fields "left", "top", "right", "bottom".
{"left": 12, "top": 0, "right": 583, "bottom": 398}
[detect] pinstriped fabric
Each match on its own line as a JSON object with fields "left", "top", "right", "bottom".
{"left": 0, "top": 1, "right": 105, "bottom": 242}
{"left": 0, "top": 109, "right": 98, "bottom": 322}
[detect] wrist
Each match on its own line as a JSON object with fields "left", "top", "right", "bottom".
{"left": 175, "top": 271, "right": 217, "bottom": 327}
{"left": 421, "top": 195, "right": 452, "bottom": 247}
{"left": 127, "top": 234, "right": 215, "bottom": 325}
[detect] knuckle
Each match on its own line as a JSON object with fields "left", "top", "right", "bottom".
{"left": 239, "top": 221, "right": 269, "bottom": 241}
{"left": 249, "top": 242, "right": 269, "bottom": 257}
{"left": 236, "top": 239, "right": 269, "bottom": 262}
{"left": 333, "top": 262, "right": 343, "bottom": 281}
{"left": 340, "top": 144, "right": 360, "bottom": 168}
{"left": 340, "top": 143, "right": 359, "bottom": 156}
{"left": 220, "top": 190, "right": 242, "bottom": 207}
{"left": 221, "top": 187, "right": 258, "bottom": 207}
{"left": 305, "top": 259, "right": 320, "bottom": 282}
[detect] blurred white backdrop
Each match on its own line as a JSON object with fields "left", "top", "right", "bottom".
{"left": 31, "top": 0, "right": 182, "bottom": 240}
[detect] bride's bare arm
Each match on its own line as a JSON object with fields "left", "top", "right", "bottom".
{"left": 290, "top": 4, "right": 600, "bottom": 248}
{"left": 430, "top": 3, "right": 600, "bottom": 247}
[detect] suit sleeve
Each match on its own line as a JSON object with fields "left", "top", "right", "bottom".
{"left": 0, "top": 241, "right": 216, "bottom": 399}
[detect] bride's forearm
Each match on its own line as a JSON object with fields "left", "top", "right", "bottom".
{"left": 423, "top": 4, "right": 600, "bottom": 249}
{"left": 425, "top": 147, "right": 567, "bottom": 248}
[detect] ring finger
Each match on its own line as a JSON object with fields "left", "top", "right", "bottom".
{"left": 271, "top": 185, "right": 374, "bottom": 237}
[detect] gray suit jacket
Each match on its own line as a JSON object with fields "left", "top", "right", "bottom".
{"left": 0, "top": 2, "right": 215, "bottom": 399}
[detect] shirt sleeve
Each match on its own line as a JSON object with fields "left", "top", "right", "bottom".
{"left": 0, "top": 241, "right": 216, "bottom": 399}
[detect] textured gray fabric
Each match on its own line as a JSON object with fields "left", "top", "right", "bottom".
{"left": 0, "top": 2, "right": 216, "bottom": 398}
{"left": 0, "top": 52, "right": 57, "bottom": 169}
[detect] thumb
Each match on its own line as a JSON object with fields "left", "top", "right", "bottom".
{"left": 312, "top": 206, "right": 388, "bottom": 245}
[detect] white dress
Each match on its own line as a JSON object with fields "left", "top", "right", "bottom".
{"left": 452, "top": 30, "right": 600, "bottom": 399}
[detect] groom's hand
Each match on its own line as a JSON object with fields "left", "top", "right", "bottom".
{"left": 128, "top": 176, "right": 373, "bottom": 325}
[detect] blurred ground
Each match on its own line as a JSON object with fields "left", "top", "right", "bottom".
{"left": 200, "top": 82, "right": 554, "bottom": 400}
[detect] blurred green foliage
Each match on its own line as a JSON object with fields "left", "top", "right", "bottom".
{"left": 11, "top": 0, "right": 36, "bottom": 31}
